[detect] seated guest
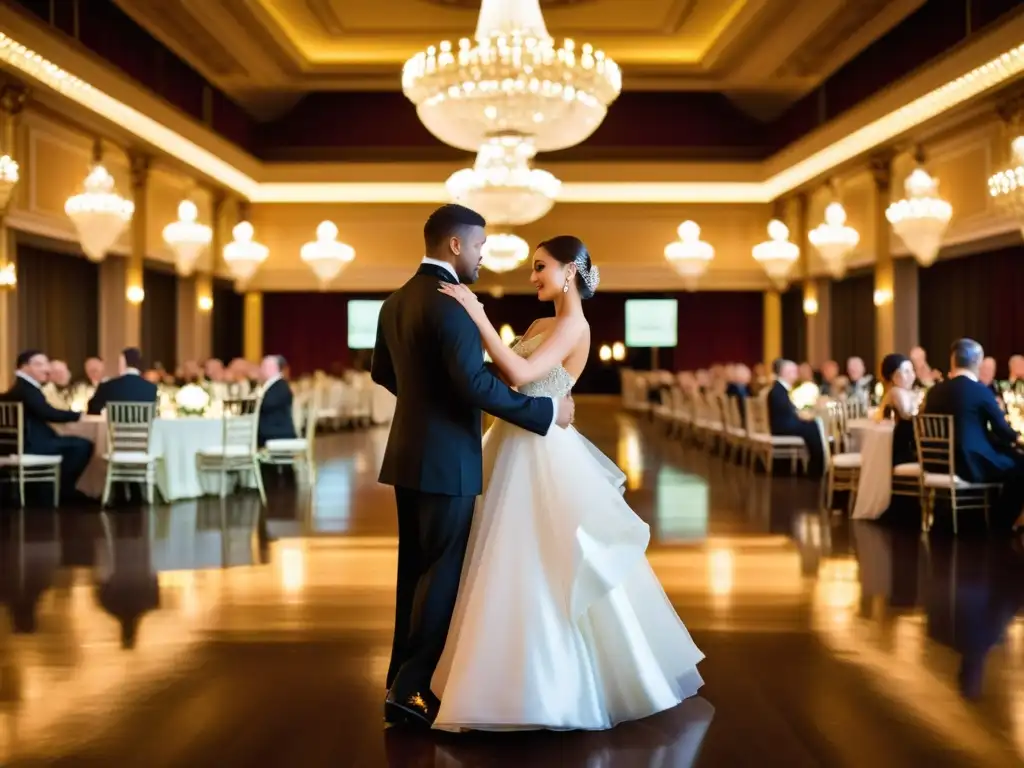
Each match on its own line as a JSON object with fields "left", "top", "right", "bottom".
{"left": 922, "top": 339, "right": 1024, "bottom": 524}
{"left": 2, "top": 350, "right": 92, "bottom": 498}
{"left": 83, "top": 356, "right": 106, "bottom": 388}
{"left": 725, "top": 364, "right": 751, "bottom": 425}
{"left": 87, "top": 347, "right": 158, "bottom": 415}
{"left": 819, "top": 360, "right": 840, "bottom": 396}
{"left": 1009, "top": 355, "right": 1024, "bottom": 395}
{"left": 44, "top": 359, "right": 72, "bottom": 409}
{"left": 979, "top": 356, "right": 1001, "bottom": 399}
{"left": 257, "top": 354, "right": 296, "bottom": 447}
{"left": 767, "top": 358, "right": 824, "bottom": 477}
{"left": 797, "top": 362, "right": 816, "bottom": 385}
{"left": 878, "top": 353, "right": 918, "bottom": 466}
{"left": 846, "top": 356, "right": 873, "bottom": 401}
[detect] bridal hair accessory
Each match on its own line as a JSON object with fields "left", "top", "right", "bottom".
{"left": 576, "top": 255, "right": 600, "bottom": 294}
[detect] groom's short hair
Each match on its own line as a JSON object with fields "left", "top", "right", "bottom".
{"left": 424, "top": 204, "right": 486, "bottom": 252}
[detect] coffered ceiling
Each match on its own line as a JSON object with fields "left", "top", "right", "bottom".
{"left": 112, "top": 0, "right": 925, "bottom": 116}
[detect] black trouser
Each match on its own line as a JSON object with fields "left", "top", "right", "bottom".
{"left": 386, "top": 487, "right": 475, "bottom": 698}
{"left": 55, "top": 436, "right": 92, "bottom": 499}
{"left": 777, "top": 423, "right": 825, "bottom": 477}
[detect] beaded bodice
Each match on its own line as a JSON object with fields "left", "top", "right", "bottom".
{"left": 510, "top": 333, "right": 576, "bottom": 398}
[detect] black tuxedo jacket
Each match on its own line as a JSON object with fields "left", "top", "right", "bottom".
{"left": 767, "top": 380, "right": 802, "bottom": 435}
{"left": 922, "top": 375, "right": 1020, "bottom": 483}
{"left": 371, "top": 263, "right": 554, "bottom": 496}
{"left": 257, "top": 378, "right": 297, "bottom": 446}
{"left": 1, "top": 376, "right": 81, "bottom": 454}
{"left": 87, "top": 373, "right": 158, "bottom": 416}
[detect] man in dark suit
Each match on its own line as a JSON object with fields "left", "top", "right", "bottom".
{"left": 766, "top": 358, "right": 824, "bottom": 477}
{"left": 2, "top": 350, "right": 92, "bottom": 499}
{"left": 256, "top": 354, "right": 296, "bottom": 447}
{"left": 371, "top": 204, "right": 574, "bottom": 727}
{"left": 922, "top": 340, "right": 1024, "bottom": 525}
{"left": 87, "top": 347, "right": 157, "bottom": 415}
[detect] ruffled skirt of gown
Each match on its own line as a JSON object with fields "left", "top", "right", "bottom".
{"left": 431, "top": 420, "right": 704, "bottom": 732}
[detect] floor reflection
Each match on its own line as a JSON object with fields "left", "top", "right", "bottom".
{"left": 2, "top": 401, "right": 1024, "bottom": 764}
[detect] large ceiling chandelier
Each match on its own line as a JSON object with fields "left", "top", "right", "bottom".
{"left": 752, "top": 219, "right": 799, "bottom": 288}
{"left": 664, "top": 221, "right": 714, "bottom": 291}
{"left": 447, "top": 135, "right": 560, "bottom": 226}
{"left": 808, "top": 202, "right": 859, "bottom": 278}
{"left": 885, "top": 167, "right": 952, "bottom": 267}
{"left": 988, "top": 135, "right": 1024, "bottom": 236}
{"left": 301, "top": 221, "right": 355, "bottom": 287}
{"left": 65, "top": 163, "right": 133, "bottom": 262}
{"left": 402, "top": 0, "right": 621, "bottom": 153}
{"left": 163, "top": 200, "right": 212, "bottom": 277}
{"left": 480, "top": 233, "right": 530, "bottom": 273}
{"left": 223, "top": 221, "right": 268, "bottom": 284}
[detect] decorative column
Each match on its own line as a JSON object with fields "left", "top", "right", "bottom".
{"left": 0, "top": 84, "right": 26, "bottom": 387}
{"left": 763, "top": 288, "right": 782, "bottom": 367}
{"left": 806, "top": 279, "right": 832, "bottom": 366}
{"left": 243, "top": 290, "right": 262, "bottom": 362}
{"left": 893, "top": 258, "right": 919, "bottom": 354}
{"left": 870, "top": 154, "right": 895, "bottom": 361}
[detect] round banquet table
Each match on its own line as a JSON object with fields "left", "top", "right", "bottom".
{"left": 849, "top": 420, "right": 895, "bottom": 520}
{"left": 58, "top": 415, "right": 257, "bottom": 502}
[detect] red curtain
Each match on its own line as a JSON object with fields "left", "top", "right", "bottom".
{"left": 264, "top": 289, "right": 764, "bottom": 378}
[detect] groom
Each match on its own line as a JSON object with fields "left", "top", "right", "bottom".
{"left": 371, "top": 204, "right": 574, "bottom": 727}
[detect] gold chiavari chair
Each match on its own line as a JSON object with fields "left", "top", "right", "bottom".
{"left": 0, "top": 403, "right": 61, "bottom": 507}
{"left": 196, "top": 396, "right": 267, "bottom": 506}
{"left": 823, "top": 401, "right": 861, "bottom": 513}
{"left": 745, "top": 396, "right": 808, "bottom": 474}
{"left": 102, "top": 402, "right": 159, "bottom": 507}
{"left": 913, "top": 414, "right": 1000, "bottom": 535}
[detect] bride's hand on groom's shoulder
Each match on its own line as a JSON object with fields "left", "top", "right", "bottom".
{"left": 438, "top": 282, "right": 486, "bottom": 323}
{"left": 556, "top": 395, "right": 575, "bottom": 428}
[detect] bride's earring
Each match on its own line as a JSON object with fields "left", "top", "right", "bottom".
{"left": 562, "top": 275, "right": 570, "bottom": 293}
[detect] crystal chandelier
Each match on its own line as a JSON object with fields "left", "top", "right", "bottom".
{"left": 988, "top": 135, "right": 1024, "bottom": 237}
{"left": 481, "top": 233, "right": 530, "bottom": 273}
{"left": 402, "top": 0, "right": 621, "bottom": 153}
{"left": 65, "top": 163, "right": 134, "bottom": 262}
{"left": 301, "top": 221, "right": 355, "bottom": 286}
{"left": 447, "top": 136, "right": 560, "bottom": 226}
{"left": 885, "top": 167, "right": 952, "bottom": 267}
{"left": 222, "top": 221, "right": 268, "bottom": 284}
{"left": 0, "top": 153, "right": 18, "bottom": 210}
{"left": 664, "top": 221, "right": 714, "bottom": 291}
{"left": 752, "top": 219, "right": 799, "bottom": 288}
{"left": 808, "top": 202, "right": 859, "bottom": 278}
{"left": 163, "top": 200, "right": 212, "bottom": 277}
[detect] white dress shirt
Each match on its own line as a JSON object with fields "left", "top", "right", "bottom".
{"left": 16, "top": 371, "right": 42, "bottom": 390}
{"left": 951, "top": 368, "right": 978, "bottom": 382}
{"left": 260, "top": 374, "right": 282, "bottom": 395}
{"left": 420, "top": 257, "right": 560, "bottom": 431}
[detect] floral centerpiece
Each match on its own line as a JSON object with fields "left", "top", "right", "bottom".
{"left": 175, "top": 383, "right": 210, "bottom": 417}
{"left": 790, "top": 381, "right": 820, "bottom": 411}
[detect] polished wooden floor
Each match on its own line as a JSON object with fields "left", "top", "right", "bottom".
{"left": 3, "top": 398, "right": 1024, "bottom": 766}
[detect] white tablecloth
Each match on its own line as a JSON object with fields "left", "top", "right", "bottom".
{"left": 59, "top": 416, "right": 257, "bottom": 502}
{"left": 851, "top": 421, "right": 894, "bottom": 520}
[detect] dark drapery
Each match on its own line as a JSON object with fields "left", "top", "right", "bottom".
{"left": 141, "top": 263, "right": 178, "bottom": 371}
{"left": 211, "top": 279, "right": 244, "bottom": 363}
{"left": 262, "top": 289, "right": 764, "bottom": 391}
{"left": 919, "top": 243, "right": 1024, "bottom": 378}
{"left": 781, "top": 286, "right": 806, "bottom": 363}
{"left": 830, "top": 270, "right": 876, "bottom": 374}
{"left": 15, "top": 242, "right": 99, "bottom": 374}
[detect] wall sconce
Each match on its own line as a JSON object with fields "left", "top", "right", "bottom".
{"left": 197, "top": 295, "right": 213, "bottom": 312}
{"left": 499, "top": 324, "right": 515, "bottom": 346}
{"left": 126, "top": 285, "right": 145, "bottom": 304}
{"left": 873, "top": 288, "right": 893, "bottom": 306}
{"left": 599, "top": 344, "right": 612, "bottom": 362}
{"left": 611, "top": 341, "right": 625, "bottom": 361}
{"left": 803, "top": 297, "right": 819, "bottom": 315}
{"left": 0, "top": 262, "right": 15, "bottom": 289}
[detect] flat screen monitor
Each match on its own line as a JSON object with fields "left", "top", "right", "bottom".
{"left": 347, "top": 300, "right": 385, "bottom": 349}
{"left": 625, "top": 299, "right": 678, "bottom": 348}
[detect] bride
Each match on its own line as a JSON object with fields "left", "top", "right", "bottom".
{"left": 431, "top": 235, "right": 704, "bottom": 732}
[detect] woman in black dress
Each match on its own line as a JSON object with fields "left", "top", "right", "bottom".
{"left": 878, "top": 353, "right": 918, "bottom": 466}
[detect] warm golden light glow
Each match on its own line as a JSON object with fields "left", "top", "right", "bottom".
{"left": 499, "top": 324, "right": 516, "bottom": 346}
{"left": 0, "top": 29, "right": 1019, "bottom": 205}
{"left": 873, "top": 288, "right": 893, "bottom": 306}
{"left": 125, "top": 285, "right": 145, "bottom": 304}
{"left": 803, "top": 297, "right": 819, "bottom": 315}
{"left": 197, "top": 294, "right": 213, "bottom": 312}
{"left": 0, "top": 261, "right": 14, "bottom": 289}
{"left": 708, "top": 548, "right": 734, "bottom": 597}
{"left": 611, "top": 341, "right": 625, "bottom": 361}
{"left": 599, "top": 344, "right": 612, "bottom": 361}
{"left": 615, "top": 418, "right": 643, "bottom": 491}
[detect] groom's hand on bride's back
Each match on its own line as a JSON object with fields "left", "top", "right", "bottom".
{"left": 556, "top": 396, "right": 574, "bottom": 428}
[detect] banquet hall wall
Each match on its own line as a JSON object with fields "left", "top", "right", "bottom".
{"left": 261, "top": 290, "right": 765, "bottom": 385}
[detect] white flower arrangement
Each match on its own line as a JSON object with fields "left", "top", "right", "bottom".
{"left": 790, "top": 381, "right": 821, "bottom": 411}
{"left": 175, "top": 383, "right": 210, "bottom": 416}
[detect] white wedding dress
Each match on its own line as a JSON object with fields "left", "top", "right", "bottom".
{"left": 431, "top": 333, "right": 704, "bottom": 732}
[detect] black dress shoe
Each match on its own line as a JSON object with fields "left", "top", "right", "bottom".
{"left": 384, "top": 689, "right": 440, "bottom": 727}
